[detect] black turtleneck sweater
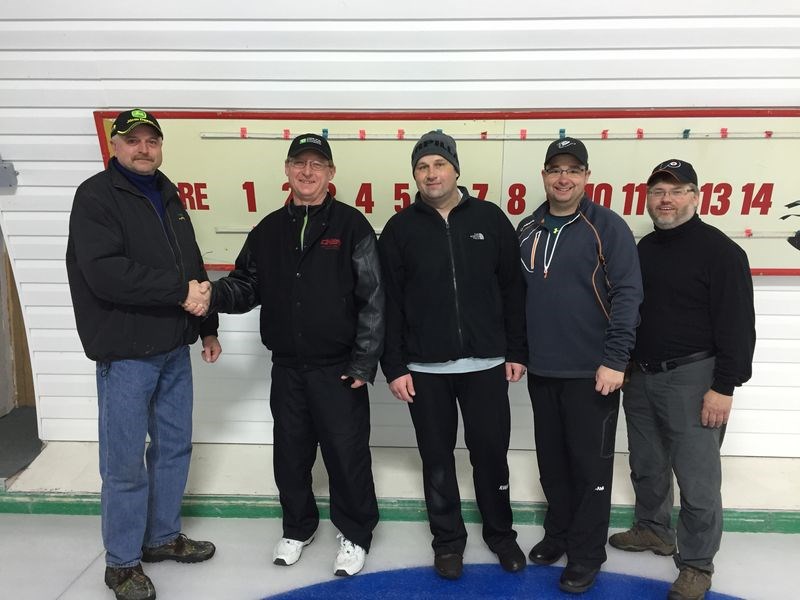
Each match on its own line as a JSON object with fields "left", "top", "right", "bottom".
{"left": 633, "top": 214, "right": 755, "bottom": 396}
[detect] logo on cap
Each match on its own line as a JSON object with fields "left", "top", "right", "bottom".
{"left": 557, "top": 140, "right": 574, "bottom": 149}
{"left": 299, "top": 137, "right": 322, "bottom": 146}
{"left": 130, "top": 109, "right": 148, "bottom": 119}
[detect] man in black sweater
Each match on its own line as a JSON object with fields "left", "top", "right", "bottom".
{"left": 609, "top": 159, "right": 756, "bottom": 600}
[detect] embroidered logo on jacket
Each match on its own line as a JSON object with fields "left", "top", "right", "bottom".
{"left": 320, "top": 238, "right": 341, "bottom": 250}
{"left": 470, "top": 233, "right": 485, "bottom": 240}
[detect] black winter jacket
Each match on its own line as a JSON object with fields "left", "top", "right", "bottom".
{"left": 210, "top": 195, "right": 384, "bottom": 383}
{"left": 66, "top": 158, "right": 218, "bottom": 362}
{"left": 379, "top": 188, "right": 528, "bottom": 383}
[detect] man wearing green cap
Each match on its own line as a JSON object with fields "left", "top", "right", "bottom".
{"left": 66, "top": 109, "right": 220, "bottom": 600}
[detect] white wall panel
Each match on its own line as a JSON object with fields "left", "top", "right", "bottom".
{"left": 0, "top": 2, "right": 799, "bottom": 459}
{"left": 4, "top": 79, "right": 800, "bottom": 111}
{"left": 4, "top": 50, "right": 800, "bottom": 81}
{"left": 5, "top": 1, "right": 798, "bottom": 20}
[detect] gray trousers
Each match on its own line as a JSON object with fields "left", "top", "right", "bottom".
{"left": 622, "top": 357, "right": 722, "bottom": 572}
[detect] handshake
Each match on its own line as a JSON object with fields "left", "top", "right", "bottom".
{"left": 183, "top": 279, "right": 211, "bottom": 317}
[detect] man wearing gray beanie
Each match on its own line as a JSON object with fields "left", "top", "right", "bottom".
{"left": 379, "top": 130, "right": 528, "bottom": 580}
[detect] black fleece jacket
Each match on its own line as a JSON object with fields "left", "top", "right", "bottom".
{"left": 379, "top": 188, "right": 527, "bottom": 382}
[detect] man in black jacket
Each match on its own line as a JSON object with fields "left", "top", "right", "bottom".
{"left": 209, "top": 134, "right": 383, "bottom": 577}
{"left": 379, "top": 130, "right": 528, "bottom": 580}
{"left": 609, "top": 159, "right": 756, "bottom": 600}
{"left": 66, "top": 109, "right": 220, "bottom": 600}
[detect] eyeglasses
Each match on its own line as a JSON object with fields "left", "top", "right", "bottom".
{"left": 544, "top": 167, "right": 586, "bottom": 178}
{"left": 288, "top": 159, "right": 330, "bottom": 171}
{"left": 647, "top": 188, "right": 694, "bottom": 200}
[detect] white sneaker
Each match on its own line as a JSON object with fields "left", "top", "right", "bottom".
{"left": 333, "top": 533, "right": 366, "bottom": 576}
{"left": 272, "top": 533, "right": 314, "bottom": 566}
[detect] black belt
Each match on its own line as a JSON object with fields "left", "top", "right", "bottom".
{"left": 636, "top": 351, "right": 714, "bottom": 374}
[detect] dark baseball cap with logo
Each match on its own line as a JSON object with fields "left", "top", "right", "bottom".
{"left": 110, "top": 109, "right": 163, "bottom": 138}
{"left": 647, "top": 159, "right": 698, "bottom": 186}
{"left": 544, "top": 137, "right": 588, "bottom": 167}
{"left": 287, "top": 133, "right": 333, "bottom": 161}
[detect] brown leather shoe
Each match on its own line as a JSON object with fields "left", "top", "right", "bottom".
{"left": 104, "top": 564, "right": 156, "bottom": 600}
{"left": 668, "top": 566, "right": 712, "bottom": 600}
{"left": 434, "top": 553, "right": 463, "bottom": 580}
{"left": 609, "top": 524, "right": 675, "bottom": 556}
{"left": 142, "top": 533, "right": 216, "bottom": 563}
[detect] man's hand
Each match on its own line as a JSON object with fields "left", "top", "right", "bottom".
{"left": 341, "top": 375, "right": 367, "bottom": 389}
{"left": 183, "top": 280, "right": 211, "bottom": 316}
{"left": 506, "top": 362, "right": 526, "bottom": 383}
{"left": 595, "top": 365, "right": 624, "bottom": 396}
{"left": 201, "top": 335, "right": 222, "bottom": 363}
{"left": 389, "top": 373, "right": 416, "bottom": 403}
{"left": 701, "top": 389, "right": 732, "bottom": 428}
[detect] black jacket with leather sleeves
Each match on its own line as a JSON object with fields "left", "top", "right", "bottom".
{"left": 210, "top": 196, "right": 384, "bottom": 383}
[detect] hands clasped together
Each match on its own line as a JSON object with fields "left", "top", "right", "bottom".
{"left": 183, "top": 280, "right": 211, "bottom": 317}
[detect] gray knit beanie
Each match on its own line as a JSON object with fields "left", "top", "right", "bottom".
{"left": 411, "top": 131, "right": 460, "bottom": 174}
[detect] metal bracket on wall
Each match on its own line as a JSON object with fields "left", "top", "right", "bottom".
{"left": 0, "top": 155, "right": 18, "bottom": 192}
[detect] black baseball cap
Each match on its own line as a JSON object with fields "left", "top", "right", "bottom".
{"left": 544, "top": 137, "right": 588, "bottom": 167}
{"left": 647, "top": 159, "right": 698, "bottom": 186}
{"left": 110, "top": 109, "right": 163, "bottom": 138}
{"left": 287, "top": 133, "right": 333, "bottom": 161}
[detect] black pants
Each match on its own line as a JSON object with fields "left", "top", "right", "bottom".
{"left": 270, "top": 362, "right": 378, "bottom": 550}
{"left": 529, "top": 375, "right": 619, "bottom": 567}
{"left": 408, "top": 365, "right": 516, "bottom": 556}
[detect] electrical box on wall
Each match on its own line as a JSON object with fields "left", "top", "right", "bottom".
{"left": 0, "top": 156, "right": 18, "bottom": 192}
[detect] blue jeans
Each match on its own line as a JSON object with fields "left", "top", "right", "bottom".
{"left": 97, "top": 345, "right": 193, "bottom": 567}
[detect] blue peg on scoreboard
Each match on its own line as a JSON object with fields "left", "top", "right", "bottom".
{"left": 322, "top": 128, "right": 329, "bottom": 139}
{"left": 683, "top": 129, "right": 690, "bottom": 139}
{"left": 559, "top": 128, "right": 566, "bottom": 139}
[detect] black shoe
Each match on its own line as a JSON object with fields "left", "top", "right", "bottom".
{"left": 559, "top": 562, "right": 600, "bottom": 594}
{"left": 434, "top": 553, "right": 463, "bottom": 580}
{"left": 496, "top": 541, "right": 526, "bottom": 573}
{"left": 104, "top": 564, "right": 156, "bottom": 600}
{"left": 528, "top": 538, "right": 564, "bottom": 566}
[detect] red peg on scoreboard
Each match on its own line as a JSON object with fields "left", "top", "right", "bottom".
{"left": 636, "top": 128, "right": 644, "bottom": 139}
{"left": 239, "top": 127, "right": 248, "bottom": 139}
{"left": 283, "top": 129, "right": 290, "bottom": 140}
{"left": 520, "top": 129, "right": 527, "bottom": 140}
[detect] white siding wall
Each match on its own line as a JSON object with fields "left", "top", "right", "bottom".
{"left": 1, "top": 1, "right": 799, "bottom": 457}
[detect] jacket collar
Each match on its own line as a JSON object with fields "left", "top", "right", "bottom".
{"left": 286, "top": 193, "right": 333, "bottom": 218}
{"left": 412, "top": 185, "right": 469, "bottom": 215}
{"left": 108, "top": 157, "right": 171, "bottom": 196}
